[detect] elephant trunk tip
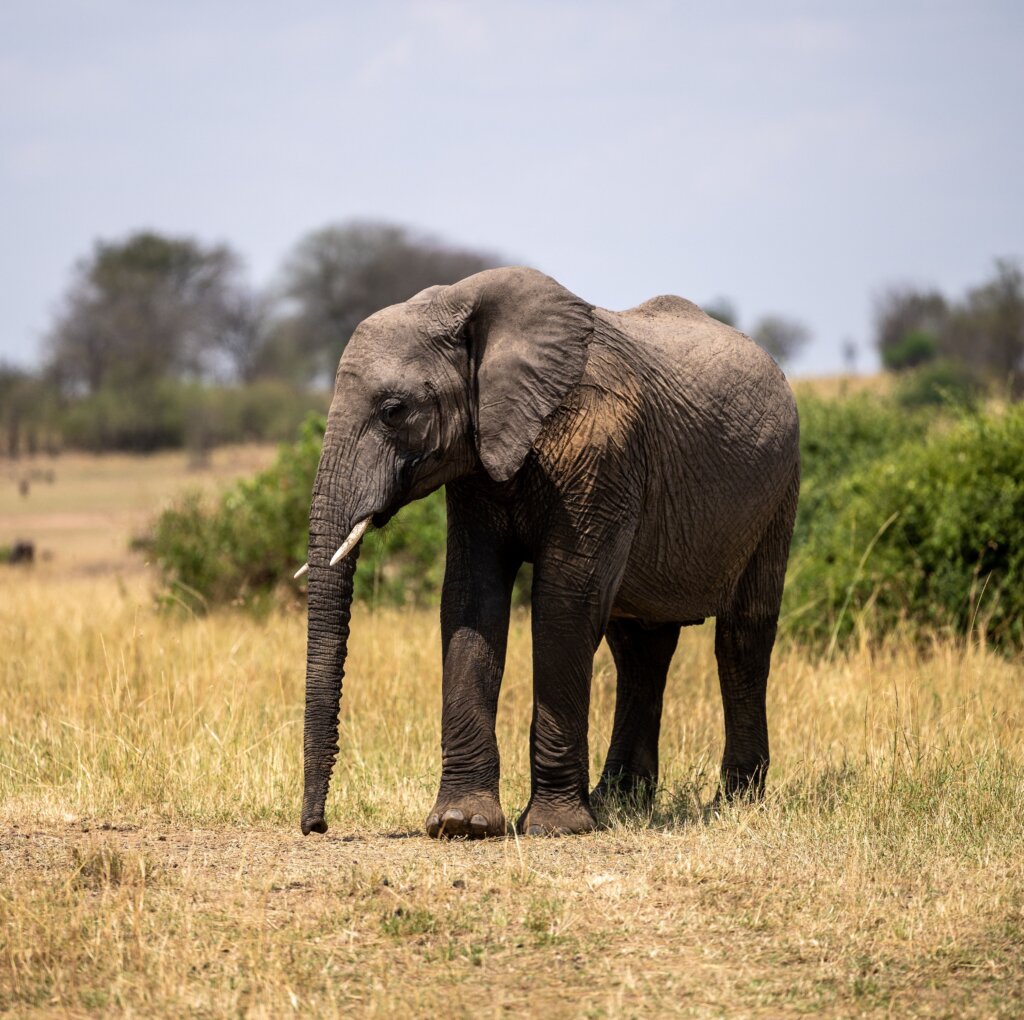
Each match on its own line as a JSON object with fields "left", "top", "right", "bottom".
{"left": 301, "top": 814, "right": 328, "bottom": 836}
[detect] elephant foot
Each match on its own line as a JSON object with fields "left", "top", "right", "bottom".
{"left": 516, "top": 798, "right": 597, "bottom": 837}
{"left": 719, "top": 761, "right": 769, "bottom": 802}
{"left": 591, "top": 768, "right": 657, "bottom": 813}
{"left": 425, "top": 791, "right": 506, "bottom": 839}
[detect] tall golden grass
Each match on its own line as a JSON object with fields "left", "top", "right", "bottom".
{"left": 2, "top": 572, "right": 1023, "bottom": 1015}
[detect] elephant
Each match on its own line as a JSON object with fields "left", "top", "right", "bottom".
{"left": 299, "top": 266, "right": 800, "bottom": 839}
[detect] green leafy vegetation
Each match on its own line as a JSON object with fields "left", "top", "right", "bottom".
{"left": 893, "top": 359, "right": 982, "bottom": 410}
{"left": 880, "top": 328, "right": 938, "bottom": 371}
{"left": 151, "top": 414, "right": 447, "bottom": 610}
{"left": 150, "top": 389, "right": 1024, "bottom": 652}
{"left": 793, "top": 393, "right": 933, "bottom": 548}
{"left": 784, "top": 400, "right": 1024, "bottom": 649}
{"left": 58, "top": 379, "right": 324, "bottom": 453}
{"left": 150, "top": 416, "right": 323, "bottom": 610}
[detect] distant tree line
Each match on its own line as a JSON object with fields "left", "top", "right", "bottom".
{"left": 874, "top": 259, "right": 1024, "bottom": 400}
{"left": 1, "top": 220, "right": 822, "bottom": 456}
{"left": 6, "top": 218, "right": 1017, "bottom": 456}
{"left": 0, "top": 223, "right": 502, "bottom": 454}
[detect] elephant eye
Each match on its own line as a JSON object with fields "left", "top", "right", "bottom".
{"left": 380, "top": 399, "right": 407, "bottom": 427}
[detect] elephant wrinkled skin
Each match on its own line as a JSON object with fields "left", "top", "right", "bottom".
{"left": 300, "top": 267, "right": 800, "bottom": 839}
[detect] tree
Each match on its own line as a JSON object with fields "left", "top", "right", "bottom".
{"left": 751, "top": 314, "right": 811, "bottom": 365}
{"left": 944, "top": 258, "right": 1024, "bottom": 393}
{"left": 873, "top": 286, "right": 947, "bottom": 371}
{"left": 703, "top": 297, "right": 738, "bottom": 328}
{"left": 0, "top": 363, "right": 58, "bottom": 457}
{"left": 213, "top": 286, "right": 274, "bottom": 384}
{"left": 279, "top": 221, "right": 504, "bottom": 381}
{"left": 0, "top": 364, "right": 31, "bottom": 457}
{"left": 45, "top": 231, "right": 243, "bottom": 395}
{"left": 881, "top": 329, "right": 938, "bottom": 371}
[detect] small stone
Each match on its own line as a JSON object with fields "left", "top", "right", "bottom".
{"left": 452, "top": 879, "right": 466, "bottom": 889}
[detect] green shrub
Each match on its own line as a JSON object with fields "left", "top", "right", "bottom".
{"left": 153, "top": 393, "right": 1024, "bottom": 652}
{"left": 783, "top": 402, "right": 1024, "bottom": 650}
{"left": 794, "top": 394, "right": 933, "bottom": 548}
{"left": 881, "top": 329, "right": 938, "bottom": 371}
{"left": 894, "top": 359, "right": 981, "bottom": 410}
{"left": 150, "top": 414, "right": 448, "bottom": 611}
{"left": 151, "top": 415, "right": 324, "bottom": 609}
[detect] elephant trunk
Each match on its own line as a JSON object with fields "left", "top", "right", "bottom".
{"left": 300, "top": 455, "right": 362, "bottom": 835}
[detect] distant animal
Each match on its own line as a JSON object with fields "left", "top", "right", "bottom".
{"left": 297, "top": 267, "right": 800, "bottom": 839}
{"left": 7, "top": 540, "right": 34, "bottom": 565}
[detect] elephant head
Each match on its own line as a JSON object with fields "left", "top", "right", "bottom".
{"left": 300, "top": 266, "right": 593, "bottom": 835}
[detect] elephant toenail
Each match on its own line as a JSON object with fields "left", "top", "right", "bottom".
{"left": 442, "top": 809, "right": 465, "bottom": 824}
{"left": 426, "top": 813, "right": 440, "bottom": 834}
{"left": 526, "top": 824, "right": 545, "bottom": 836}
{"left": 470, "top": 814, "right": 488, "bottom": 829}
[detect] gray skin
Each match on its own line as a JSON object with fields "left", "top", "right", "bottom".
{"left": 301, "top": 267, "right": 800, "bottom": 839}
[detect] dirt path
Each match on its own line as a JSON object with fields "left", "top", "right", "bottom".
{"left": 4, "top": 820, "right": 1021, "bottom": 1018}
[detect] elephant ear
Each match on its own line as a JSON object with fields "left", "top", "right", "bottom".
{"left": 440, "top": 267, "right": 593, "bottom": 482}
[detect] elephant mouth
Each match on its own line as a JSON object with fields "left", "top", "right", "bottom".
{"left": 371, "top": 449, "right": 442, "bottom": 529}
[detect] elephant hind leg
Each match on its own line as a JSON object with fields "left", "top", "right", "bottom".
{"left": 715, "top": 475, "right": 799, "bottom": 799}
{"left": 592, "top": 619, "right": 681, "bottom": 809}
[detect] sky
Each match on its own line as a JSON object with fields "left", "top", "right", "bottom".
{"left": 1, "top": 0, "right": 1022, "bottom": 376}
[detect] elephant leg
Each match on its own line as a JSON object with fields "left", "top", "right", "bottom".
{"left": 517, "top": 551, "right": 624, "bottom": 836}
{"left": 715, "top": 477, "right": 798, "bottom": 799}
{"left": 714, "top": 612, "right": 775, "bottom": 799}
{"left": 592, "top": 620, "right": 680, "bottom": 809}
{"left": 427, "top": 497, "right": 519, "bottom": 839}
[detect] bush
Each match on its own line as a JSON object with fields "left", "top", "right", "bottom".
{"left": 794, "top": 394, "right": 933, "bottom": 548}
{"left": 894, "top": 359, "right": 982, "bottom": 410}
{"left": 783, "top": 402, "right": 1024, "bottom": 650}
{"left": 151, "top": 414, "right": 448, "bottom": 610}
{"left": 151, "top": 415, "right": 324, "bottom": 608}
{"left": 881, "top": 329, "right": 938, "bottom": 371}
{"left": 153, "top": 393, "right": 1024, "bottom": 653}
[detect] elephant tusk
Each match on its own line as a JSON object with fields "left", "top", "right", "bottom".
{"left": 293, "top": 562, "right": 309, "bottom": 579}
{"left": 329, "top": 517, "right": 371, "bottom": 566}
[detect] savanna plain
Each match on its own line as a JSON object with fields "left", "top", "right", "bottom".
{"left": 2, "top": 444, "right": 1024, "bottom": 1018}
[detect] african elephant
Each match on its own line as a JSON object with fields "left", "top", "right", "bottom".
{"left": 299, "top": 267, "right": 800, "bottom": 839}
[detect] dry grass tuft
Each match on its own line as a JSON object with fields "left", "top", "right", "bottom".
{"left": 2, "top": 571, "right": 1024, "bottom": 1016}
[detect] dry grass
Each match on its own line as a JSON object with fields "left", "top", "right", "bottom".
{"left": 790, "top": 372, "right": 893, "bottom": 400}
{"left": 2, "top": 570, "right": 1023, "bottom": 1017}
{"left": 0, "top": 445, "right": 275, "bottom": 574}
{"left": 2, "top": 444, "right": 1023, "bottom": 1016}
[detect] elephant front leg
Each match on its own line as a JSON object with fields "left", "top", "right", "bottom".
{"left": 427, "top": 626, "right": 509, "bottom": 839}
{"left": 427, "top": 519, "right": 518, "bottom": 839}
{"left": 517, "top": 576, "right": 610, "bottom": 837}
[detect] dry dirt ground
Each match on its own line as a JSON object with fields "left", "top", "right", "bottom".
{"left": 6, "top": 815, "right": 1023, "bottom": 1019}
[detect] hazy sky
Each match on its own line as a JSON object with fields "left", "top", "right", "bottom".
{"left": 2, "top": 1, "right": 1022, "bottom": 375}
